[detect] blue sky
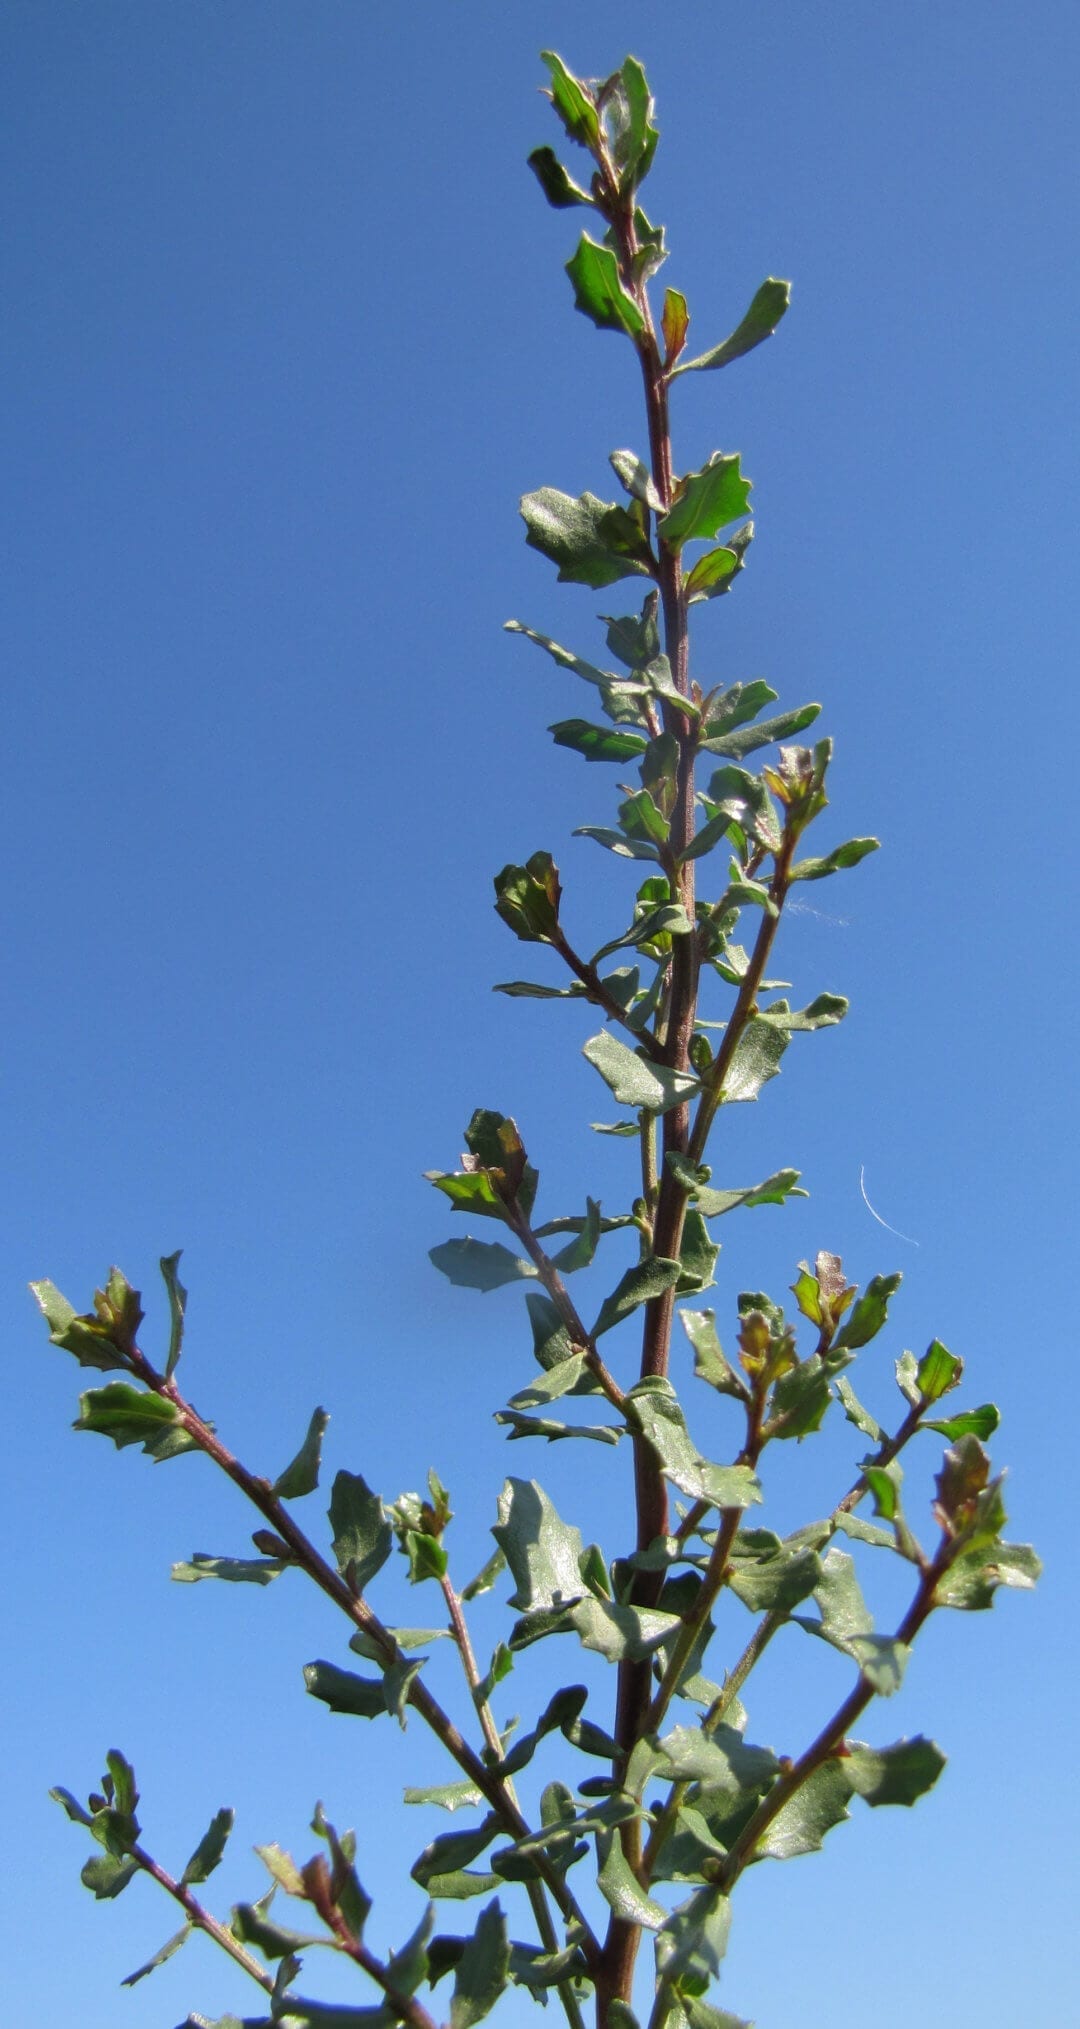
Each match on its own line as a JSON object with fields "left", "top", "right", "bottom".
{"left": 3, "top": 3, "right": 1076, "bottom": 2023}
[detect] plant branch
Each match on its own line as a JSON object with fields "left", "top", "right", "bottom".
{"left": 504, "top": 1208, "right": 629, "bottom": 1417}
{"left": 125, "top": 1842, "right": 275, "bottom": 1994}
{"left": 550, "top": 927, "right": 667, "bottom": 1061}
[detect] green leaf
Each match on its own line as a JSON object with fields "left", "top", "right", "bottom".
{"left": 81, "top": 1851, "right": 140, "bottom": 1900}
{"left": 527, "top": 145, "right": 594, "bottom": 209}
{"left": 720, "top": 1020, "right": 789, "bottom": 1103}
{"left": 701, "top": 701, "right": 821, "bottom": 760}
{"left": 846, "top": 1736, "right": 946, "bottom": 1807}
{"left": 671, "top": 278, "right": 792, "bottom": 376}
{"left": 540, "top": 51, "right": 599, "bottom": 147}
{"left": 655, "top": 1885, "right": 732, "bottom": 1986}
{"left": 667, "top": 1154, "right": 805, "bottom": 1219}
{"left": 835, "top": 1376, "right": 885, "bottom": 1442}
{"left": 575, "top": 823, "right": 661, "bottom": 862}
{"left": 493, "top": 1478, "right": 585, "bottom": 1612}
{"left": 401, "top": 1531, "right": 449, "bottom": 1583}
{"left": 925, "top": 1403, "right": 1000, "bottom": 1443}
{"left": 160, "top": 1252, "right": 188, "bottom": 1378}
{"left": 603, "top": 601, "right": 660, "bottom": 670}
{"left": 610, "top": 447, "right": 664, "bottom": 511}
{"left": 917, "top": 1338, "right": 962, "bottom": 1404}
{"left": 657, "top": 453, "right": 751, "bottom": 553}
{"left": 404, "top": 1783, "right": 484, "bottom": 1813}
{"left": 584, "top": 1030, "right": 699, "bottom": 1114}
{"left": 549, "top": 1197, "right": 602, "bottom": 1273}
{"left": 32, "top": 1278, "right": 125, "bottom": 1373}
{"left": 727, "top": 1531, "right": 821, "bottom": 1614}
{"left": 683, "top": 2002, "right": 752, "bottom": 2029}
{"left": 662, "top": 287, "right": 689, "bottom": 364}
{"left": 181, "top": 1808, "right": 234, "bottom": 1887}
{"left": 934, "top": 1537, "right": 1041, "bottom": 1610}
{"left": 493, "top": 849, "right": 562, "bottom": 943}
{"left": 273, "top": 1407, "right": 329, "bottom": 1500}
{"left": 413, "top": 1818, "right": 502, "bottom": 1891}
{"left": 74, "top": 1383, "right": 198, "bottom": 1460}
{"left": 756, "top": 992, "right": 848, "bottom": 1032}
{"left": 429, "top": 1239, "right": 537, "bottom": 1292}
{"left": 450, "top": 1900, "right": 511, "bottom": 2028}
{"left": 505, "top": 617, "right": 622, "bottom": 690}
{"left": 676, "top": 1208, "right": 719, "bottom": 1294}
{"left": 654, "top": 1722, "right": 780, "bottom": 1797}
{"left": 496, "top": 1410, "right": 622, "bottom": 1445}
{"left": 303, "top": 1661, "right": 387, "bottom": 1720}
{"left": 627, "top": 1377, "right": 762, "bottom": 1510}
{"left": 833, "top": 1272, "right": 902, "bottom": 1351}
{"left": 328, "top": 1471, "right": 392, "bottom": 1591}
{"left": 592, "top": 1255, "right": 682, "bottom": 1338}
{"left": 121, "top": 1922, "right": 192, "bottom": 1985}
{"left": 610, "top": 55, "right": 659, "bottom": 188}
{"left": 550, "top": 718, "right": 647, "bottom": 763}
{"left": 510, "top": 1352, "right": 591, "bottom": 1408}
{"left": 172, "top": 1552, "right": 287, "bottom": 1584}
{"left": 461, "top": 1547, "right": 506, "bottom": 1602}
{"left": 596, "top": 1830, "right": 667, "bottom": 1929}
{"left": 566, "top": 236, "right": 645, "bottom": 337}
{"left": 753, "top": 1760, "right": 854, "bottom": 1860}
{"left": 769, "top": 1356, "right": 832, "bottom": 1440}
{"left": 520, "top": 489, "right": 654, "bottom": 589}
{"left": 684, "top": 545, "right": 741, "bottom": 603}
{"left": 570, "top": 1596, "right": 682, "bottom": 1662}
{"left": 790, "top": 837, "right": 880, "bottom": 881}
{"left": 680, "top": 1308, "right": 745, "bottom": 1397}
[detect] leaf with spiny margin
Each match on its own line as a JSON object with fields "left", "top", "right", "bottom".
{"left": 656, "top": 1885, "right": 732, "bottom": 1985}
{"left": 833, "top": 1272, "right": 903, "bottom": 1351}
{"left": 657, "top": 453, "right": 751, "bottom": 552}
{"left": 584, "top": 1030, "right": 700, "bottom": 1114}
{"left": 834, "top": 1511, "right": 897, "bottom": 1551}
{"left": 566, "top": 236, "right": 645, "bottom": 337}
{"left": 550, "top": 717, "right": 647, "bottom": 762}
{"left": 753, "top": 1759, "right": 854, "bottom": 1860}
{"left": 328, "top": 1470, "right": 391, "bottom": 1590}
{"left": 846, "top": 1737, "right": 946, "bottom": 1807}
{"left": 756, "top": 992, "right": 848, "bottom": 1031}
{"left": 527, "top": 145, "right": 594, "bottom": 209}
{"left": 720, "top": 1020, "right": 789, "bottom": 1102}
{"left": 32, "top": 1278, "right": 127, "bottom": 1373}
{"left": 450, "top": 1900, "right": 511, "bottom": 2028}
{"left": 917, "top": 1338, "right": 962, "bottom": 1402}
{"left": 727, "top": 1530, "right": 822, "bottom": 1614}
{"left": 791, "top": 838, "right": 880, "bottom": 881}
{"left": 272, "top": 1407, "right": 329, "bottom": 1500}
{"left": 934, "top": 1536, "right": 1041, "bottom": 1610}
{"left": 667, "top": 1154, "right": 805, "bottom": 1217}
{"left": 303, "top": 1661, "right": 387, "bottom": 1719}
{"left": 768, "top": 1356, "right": 832, "bottom": 1440}
{"left": 181, "top": 1808, "right": 234, "bottom": 1887}
{"left": 122, "top": 1923, "right": 192, "bottom": 1986}
{"left": 493, "top": 1479, "right": 585, "bottom": 1612}
{"left": 592, "top": 1255, "right": 682, "bottom": 1338}
{"left": 627, "top": 1377, "right": 762, "bottom": 1510}
{"left": 74, "top": 1382, "right": 201, "bottom": 1460}
{"left": 701, "top": 701, "right": 821, "bottom": 760}
{"left": 570, "top": 1597, "right": 682, "bottom": 1662}
{"left": 520, "top": 490, "right": 654, "bottom": 588}
{"left": 671, "top": 278, "right": 792, "bottom": 376}
{"left": 596, "top": 1830, "right": 667, "bottom": 1929}
{"left": 159, "top": 1251, "right": 187, "bottom": 1377}
{"left": 540, "top": 51, "right": 599, "bottom": 147}
{"left": 680, "top": 1309, "right": 745, "bottom": 1397}
{"left": 429, "top": 1238, "right": 537, "bottom": 1292}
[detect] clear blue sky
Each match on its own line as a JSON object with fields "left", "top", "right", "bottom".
{"left": 4, "top": 4, "right": 1075, "bottom": 2023}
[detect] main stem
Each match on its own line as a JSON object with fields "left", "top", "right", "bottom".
{"left": 595, "top": 148, "right": 700, "bottom": 2024}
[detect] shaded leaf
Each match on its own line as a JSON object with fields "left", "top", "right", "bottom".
{"left": 550, "top": 718, "right": 647, "bottom": 763}
{"left": 429, "top": 1238, "right": 537, "bottom": 1292}
{"left": 181, "top": 1808, "right": 234, "bottom": 1887}
{"left": 701, "top": 701, "right": 821, "bottom": 761}
{"left": 847, "top": 1736, "right": 946, "bottom": 1807}
{"left": 790, "top": 837, "right": 879, "bottom": 881}
{"left": 122, "top": 1923, "right": 192, "bottom": 1986}
{"left": 680, "top": 1308, "right": 745, "bottom": 1397}
{"left": 593, "top": 1255, "right": 682, "bottom": 1338}
{"left": 328, "top": 1471, "right": 392, "bottom": 1591}
{"left": 74, "top": 1382, "right": 198, "bottom": 1460}
{"left": 833, "top": 1271, "right": 902, "bottom": 1351}
{"left": 570, "top": 1596, "right": 682, "bottom": 1663}
{"left": 273, "top": 1407, "right": 329, "bottom": 1501}
{"left": 655, "top": 1885, "right": 732, "bottom": 1986}
{"left": 81, "top": 1851, "right": 139, "bottom": 1899}
{"left": 520, "top": 489, "right": 654, "bottom": 589}
{"left": 627, "top": 1377, "right": 762, "bottom": 1510}
{"left": 596, "top": 1830, "right": 667, "bottom": 1929}
{"left": 160, "top": 1251, "right": 188, "bottom": 1378}
{"left": 451, "top": 1900, "right": 511, "bottom": 2027}
{"left": 727, "top": 1531, "right": 821, "bottom": 1614}
{"left": 493, "top": 1479, "right": 585, "bottom": 1612}
{"left": 527, "top": 145, "right": 594, "bottom": 209}
{"left": 753, "top": 1760, "right": 854, "bottom": 1860}
{"left": 303, "top": 1662, "right": 387, "bottom": 1720}
{"left": 662, "top": 287, "right": 689, "bottom": 364}
{"left": 413, "top": 1818, "right": 501, "bottom": 1892}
